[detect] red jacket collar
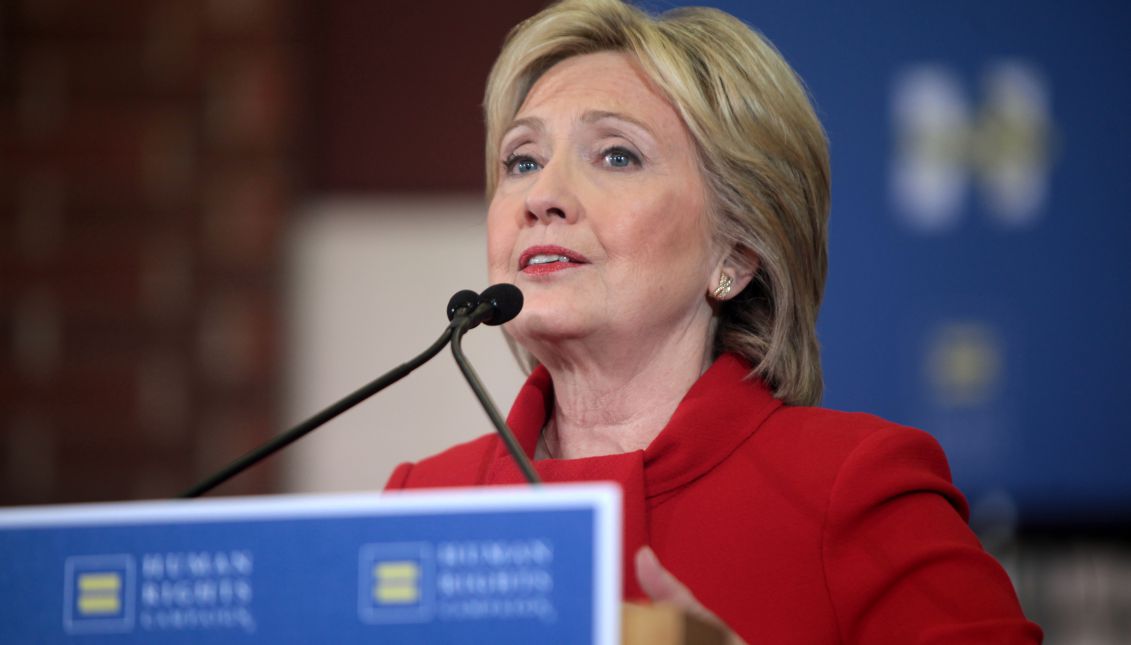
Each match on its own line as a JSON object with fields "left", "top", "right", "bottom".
{"left": 497, "top": 353, "right": 782, "bottom": 498}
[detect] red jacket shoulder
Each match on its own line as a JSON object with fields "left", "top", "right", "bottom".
{"left": 741, "top": 404, "right": 963, "bottom": 517}
{"left": 767, "top": 404, "right": 916, "bottom": 445}
{"left": 763, "top": 405, "right": 952, "bottom": 475}
{"left": 749, "top": 407, "right": 1037, "bottom": 642}
{"left": 384, "top": 433, "right": 499, "bottom": 490}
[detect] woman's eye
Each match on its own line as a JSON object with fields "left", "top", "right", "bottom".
{"left": 503, "top": 154, "right": 540, "bottom": 175}
{"left": 602, "top": 147, "right": 640, "bottom": 169}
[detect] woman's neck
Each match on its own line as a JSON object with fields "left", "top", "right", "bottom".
{"left": 535, "top": 325, "right": 715, "bottom": 460}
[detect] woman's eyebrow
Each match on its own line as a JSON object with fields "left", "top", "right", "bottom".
{"left": 581, "top": 110, "right": 656, "bottom": 138}
{"left": 500, "top": 116, "right": 544, "bottom": 141}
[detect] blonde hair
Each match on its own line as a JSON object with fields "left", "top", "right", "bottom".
{"left": 485, "top": 0, "right": 830, "bottom": 405}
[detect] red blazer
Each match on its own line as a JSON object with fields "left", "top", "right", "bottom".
{"left": 386, "top": 354, "right": 1042, "bottom": 644}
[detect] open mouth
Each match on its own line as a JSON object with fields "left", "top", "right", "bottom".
{"left": 526, "top": 254, "right": 574, "bottom": 266}
{"left": 519, "top": 245, "right": 589, "bottom": 273}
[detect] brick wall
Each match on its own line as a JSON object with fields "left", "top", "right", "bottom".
{"left": 1, "top": 0, "right": 298, "bottom": 503}
{"left": 0, "top": 0, "right": 547, "bottom": 504}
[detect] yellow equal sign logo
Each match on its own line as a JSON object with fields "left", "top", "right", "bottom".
{"left": 373, "top": 560, "right": 420, "bottom": 605}
{"left": 76, "top": 572, "right": 122, "bottom": 616}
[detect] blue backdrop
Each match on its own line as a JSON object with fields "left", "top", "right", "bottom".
{"left": 645, "top": 0, "right": 1131, "bottom": 524}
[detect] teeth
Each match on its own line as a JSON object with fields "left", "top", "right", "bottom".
{"left": 527, "top": 254, "right": 571, "bottom": 266}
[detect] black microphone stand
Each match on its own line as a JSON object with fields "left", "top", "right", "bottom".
{"left": 450, "top": 316, "right": 542, "bottom": 485}
{"left": 180, "top": 313, "right": 470, "bottom": 498}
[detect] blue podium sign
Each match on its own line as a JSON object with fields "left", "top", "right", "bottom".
{"left": 0, "top": 484, "right": 621, "bottom": 644}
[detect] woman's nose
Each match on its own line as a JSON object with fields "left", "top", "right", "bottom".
{"left": 524, "top": 160, "right": 581, "bottom": 225}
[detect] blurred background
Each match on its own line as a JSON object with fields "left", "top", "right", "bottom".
{"left": 1, "top": 0, "right": 1128, "bottom": 641}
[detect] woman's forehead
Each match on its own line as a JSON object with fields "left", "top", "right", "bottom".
{"left": 515, "top": 52, "right": 681, "bottom": 129}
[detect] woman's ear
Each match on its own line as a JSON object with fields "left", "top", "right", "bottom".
{"left": 709, "top": 249, "right": 757, "bottom": 301}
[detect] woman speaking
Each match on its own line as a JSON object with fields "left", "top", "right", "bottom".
{"left": 386, "top": 0, "right": 1041, "bottom": 641}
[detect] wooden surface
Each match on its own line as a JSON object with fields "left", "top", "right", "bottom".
{"left": 622, "top": 602, "right": 728, "bottom": 645}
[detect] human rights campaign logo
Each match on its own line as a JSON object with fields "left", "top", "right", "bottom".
{"left": 358, "top": 542, "right": 435, "bottom": 624}
{"left": 63, "top": 554, "right": 136, "bottom": 633}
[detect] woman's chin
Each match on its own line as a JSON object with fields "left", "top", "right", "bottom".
{"left": 507, "top": 310, "right": 592, "bottom": 348}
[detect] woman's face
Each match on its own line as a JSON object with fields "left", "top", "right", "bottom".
{"left": 487, "top": 51, "right": 719, "bottom": 355}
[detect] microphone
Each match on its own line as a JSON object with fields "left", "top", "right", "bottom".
{"left": 464, "top": 283, "right": 523, "bottom": 328}
{"left": 447, "top": 289, "right": 479, "bottom": 321}
{"left": 450, "top": 284, "right": 541, "bottom": 485}
{"left": 180, "top": 287, "right": 493, "bottom": 498}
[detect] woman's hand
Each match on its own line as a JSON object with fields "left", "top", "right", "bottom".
{"left": 635, "top": 546, "right": 750, "bottom": 645}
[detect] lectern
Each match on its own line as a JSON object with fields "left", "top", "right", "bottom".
{"left": 1, "top": 484, "right": 724, "bottom": 644}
